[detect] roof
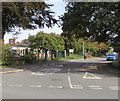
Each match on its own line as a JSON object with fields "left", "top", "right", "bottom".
{"left": 11, "top": 43, "right": 29, "bottom": 47}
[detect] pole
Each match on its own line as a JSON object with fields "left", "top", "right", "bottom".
{"left": 64, "top": 50, "right": 66, "bottom": 58}
{"left": 83, "top": 42, "right": 84, "bottom": 60}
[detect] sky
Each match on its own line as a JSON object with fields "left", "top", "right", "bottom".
{"left": 4, "top": 1, "right": 66, "bottom": 44}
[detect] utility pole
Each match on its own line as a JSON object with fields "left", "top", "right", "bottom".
{"left": 83, "top": 42, "right": 84, "bottom": 60}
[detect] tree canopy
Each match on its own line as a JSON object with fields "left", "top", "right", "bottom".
{"left": 2, "top": 2, "right": 57, "bottom": 40}
{"left": 61, "top": 2, "right": 120, "bottom": 51}
{"left": 28, "top": 32, "right": 64, "bottom": 51}
{"left": 28, "top": 32, "right": 65, "bottom": 59}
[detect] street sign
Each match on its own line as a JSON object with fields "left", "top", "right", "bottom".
{"left": 69, "top": 49, "right": 74, "bottom": 53}
{"left": 9, "top": 38, "right": 15, "bottom": 45}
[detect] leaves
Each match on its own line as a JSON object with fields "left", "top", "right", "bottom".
{"left": 28, "top": 32, "right": 65, "bottom": 51}
{"left": 2, "top": 2, "right": 57, "bottom": 39}
{"left": 61, "top": 2, "right": 120, "bottom": 50}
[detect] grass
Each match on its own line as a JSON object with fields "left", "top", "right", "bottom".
{"left": 59, "top": 54, "right": 83, "bottom": 61}
{"left": 0, "top": 61, "right": 9, "bottom": 68}
{"left": 0, "top": 61, "right": 8, "bottom": 68}
{"left": 38, "top": 54, "right": 84, "bottom": 61}
{"left": 0, "top": 65, "right": 8, "bottom": 68}
{"left": 38, "top": 58, "right": 52, "bottom": 61}
{"left": 67, "top": 54, "right": 83, "bottom": 59}
{"left": 58, "top": 58, "right": 69, "bottom": 61}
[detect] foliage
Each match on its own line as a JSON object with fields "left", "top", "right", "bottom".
{"left": 1, "top": 43, "right": 37, "bottom": 65}
{"left": 28, "top": 32, "right": 65, "bottom": 59}
{"left": 88, "top": 42, "right": 109, "bottom": 56}
{"left": 61, "top": 2, "right": 120, "bottom": 50}
{"left": 63, "top": 35, "right": 109, "bottom": 56}
{"left": 64, "top": 37, "right": 84, "bottom": 53}
{"left": 2, "top": 2, "right": 57, "bottom": 39}
{"left": 0, "top": 40, "right": 2, "bottom": 61}
{"left": 20, "top": 53, "right": 37, "bottom": 64}
{"left": 1, "top": 45, "right": 14, "bottom": 65}
{"left": 21, "top": 39, "right": 29, "bottom": 44}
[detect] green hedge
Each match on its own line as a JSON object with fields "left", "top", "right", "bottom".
{"left": 1, "top": 45, "right": 14, "bottom": 65}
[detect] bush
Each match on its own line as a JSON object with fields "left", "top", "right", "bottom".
{"left": 1, "top": 45, "right": 14, "bottom": 65}
{"left": 21, "top": 53, "right": 37, "bottom": 64}
{"left": 1, "top": 45, "right": 37, "bottom": 65}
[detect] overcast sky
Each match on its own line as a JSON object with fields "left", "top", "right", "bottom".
{"left": 4, "top": 1, "right": 66, "bottom": 44}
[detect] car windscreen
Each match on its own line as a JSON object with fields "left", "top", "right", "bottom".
{"left": 107, "top": 54, "right": 116, "bottom": 56}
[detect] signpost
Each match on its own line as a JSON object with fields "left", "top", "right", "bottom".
{"left": 9, "top": 38, "right": 15, "bottom": 45}
{"left": 69, "top": 49, "right": 74, "bottom": 56}
{"left": 69, "top": 49, "right": 74, "bottom": 53}
{"left": 83, "top": 42, "right": 85, "bottom": 60}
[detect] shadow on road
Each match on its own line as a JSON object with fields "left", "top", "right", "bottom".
{"left": 4, "top": 58, "right": 119, "bottom": 77}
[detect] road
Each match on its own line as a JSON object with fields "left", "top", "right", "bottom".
{"left": 1, "top": 58, "right": 119, "bottom": 99}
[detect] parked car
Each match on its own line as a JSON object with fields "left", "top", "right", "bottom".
{"left": 106, "top": 54, "right": 118, "bottom": 61}
{"left": 13, "top": 53, "right": 21, "bottom": 58}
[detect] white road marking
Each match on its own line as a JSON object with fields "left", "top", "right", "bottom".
{"left": 89, "top": 86, "right": 101, "bottom": 88}
{"left": 68, "top": 76, "right": 73, "bottom": 88}
{"left": 29, "top": 85, "right": 42, "bottom": 88}
{"left": 109, "top": 86, "right": 120, "bottom": 91}
{"left": 31, "top": 69, "right": 61, "bottom": 75}
{"left": 83, "top": 72, "right": 101, "bottom": 79}
{"left": 36, "top": 86, "right": 42, "bottom": 88}
{"left": 46, "top": 69, "right": 61, "bottom": 73}
{"left": 72, "top": 85, "right": 83, "bottom": 89}
{"left": 68, "top": 69, "right": 73, "bottom": 88}
{"left": 68, "top": 69, "right": 70, "bottom": 74}
{"left": 31, "top": 72, "right": 45, "bottom": 75}
{"left": 89, "top": 85, "right": 103, "bottom": 90}
{"left": 90, "top": 88, "right": 103, "bottom": 90}
{"left": 67, "top": 69, "right": 83, "bottom": 89}
{"left": 48, "top": 86, "right": 63, "bottom": 89}
{"left": 9, "top": 84, "right": 23, "bottom": 87}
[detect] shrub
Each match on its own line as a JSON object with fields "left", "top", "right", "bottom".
{"left": 1, "top": 45, "right": 14, "bottom": 65}
{"left": 21, "top": 53, "right": 37, "bottom": 64}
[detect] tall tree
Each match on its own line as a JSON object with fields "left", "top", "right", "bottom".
{"left": 61, "top": 2, "right": 120, "bottom": 51}
{"left": 28, "top": 32, "right": 65, "bottom": 59}
{"left": 2, "top": 2, "right": 57, "bottom": 40}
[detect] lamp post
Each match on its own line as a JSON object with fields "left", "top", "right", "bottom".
{"left": 83, "top": 42, "right": 84, "bottom": 60}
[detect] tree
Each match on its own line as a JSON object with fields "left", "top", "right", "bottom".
{"left": 28, "top": 32, "right": 65, "bottom": 59}
{"left": 89, "top": 42, "right": 109, "bottom": 56}
{"left": 2, "top": 2, "right": 57, "bottom": 41}
{"left": 21, "top": 39, "right": 29, "bottom": 44}
{"left": 62, "top": 32, "right": 109, "bottom": 56}
{"left": 61, "top": 2, "right": 120, "bottom": 51}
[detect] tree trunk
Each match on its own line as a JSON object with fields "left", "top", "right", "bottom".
{"left": 45, "top": 49, "right": 48, "bottom": 60}
{"left": 51, "top": 50, "right": 54, "bottom": 60}
{"left": 37, "top": 49, "right": 39, "bottom": 60}
{"left": 1, "top": 31, "right": 5, "bottom": 45}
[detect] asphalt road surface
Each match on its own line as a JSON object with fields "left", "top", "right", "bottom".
{"left": 2, "top": 58, "right": 119, "bottom": 99}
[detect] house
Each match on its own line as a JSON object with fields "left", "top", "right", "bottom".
{"left": 10, "top": 43, "right": 52, "bottom": 58}
{"left": 10, "top": 43, "right": 30, "bottom": 56}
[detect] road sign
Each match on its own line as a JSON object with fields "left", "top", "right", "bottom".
{"left": 69, "top": 49, "right": 74, "bottom": 53}
{"left": 9, "top": 38, "right": 15, "bottom": 45}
